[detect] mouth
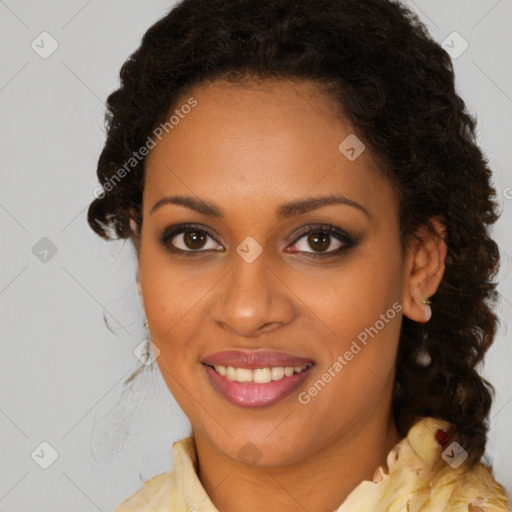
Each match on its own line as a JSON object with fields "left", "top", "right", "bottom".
{"left": 206, "top": 362, "right": 314, "bottom": 383}
{"left": 201, "top": 360, "right": 315, "bottom": 407}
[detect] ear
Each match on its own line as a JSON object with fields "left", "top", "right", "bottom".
{"left": 129, "top": 214, "right": 144, "bottom": 308}
{"left": 129, "top": 217, "right": 139, "bottom": 235}
{"left": 135, "top": 269, "right": 144, "bottom": 309}
{"left": 401, "top": 216, "right": 447, "bottom": 323}
{"left": 129, "top": 214, "right": 142, "bottom": 256}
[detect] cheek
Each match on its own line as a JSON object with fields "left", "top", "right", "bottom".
{"left": 138, "top": 243, "right": 200, "bottom": 363}
{"left": 330, "top": 267, "right": 402, "bottom": 356}
{"left": 291, "top": 248, "right": 403, "bottom": 395}
{"left": 140, "top": 253, "right": 206, "bottom": 415}
{"left": 286, "top": 249, "right": 403, "bottom": 343}
{"left": 299, "top": 293, "right": 402, "bottom": 430}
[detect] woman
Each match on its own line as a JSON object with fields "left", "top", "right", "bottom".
{"left": 87, "top": 0, "right": 510, "bottom": 510}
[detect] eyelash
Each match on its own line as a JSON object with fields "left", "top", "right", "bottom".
{"left": 159, "top": 223, "right": 359, "bottom": 259}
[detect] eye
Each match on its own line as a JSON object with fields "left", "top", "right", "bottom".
{"left": 160, "top": 223, "right": 358, "bottom": 258}
{"left": 287, "top": 224, "right": 356, "bottom": 257}
{"left": 160, "top": 224, "right": 222, "bottom": 254}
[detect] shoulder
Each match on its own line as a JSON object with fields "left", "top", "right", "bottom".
{"left": 114, "top": 472, "right": 172, "bottom": 512}
{"left": 444, "top": 461, "right": 511, "bottom": 512}
{"left": 338, "top": 417, "right": 510, "bottom": 512}
{"left": 398, "top": 417, "right": 510, "bottom": 511}
{"left": 113, "top": 436, "right": 198, "bottom": 512}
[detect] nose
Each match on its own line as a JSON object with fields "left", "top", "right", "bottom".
{"left": 210, "top": 252, "right": 296, "bottom": 338}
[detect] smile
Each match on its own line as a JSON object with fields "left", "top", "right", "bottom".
{"left": 211, "top": 363, "right": 313, "bottom": 383}
{"left": 202, "top": 362, "right": 315, "bottom": 407}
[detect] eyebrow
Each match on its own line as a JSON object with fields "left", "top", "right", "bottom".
{"left": 150, "top": 194, "right": 371, "bottom": 219}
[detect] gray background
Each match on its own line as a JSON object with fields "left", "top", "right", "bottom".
{"left": 0, "top": 1, "right": 511, "bottom": 510}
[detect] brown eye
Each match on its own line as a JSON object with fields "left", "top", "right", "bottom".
{"left": 291, "top": 230, "right": 344, "bottom": 254}
{"left": 160, "top": 224, "right": 222, "bottom": 253}
{"left": 285, "top": 224, "right": 358, "bottom": 258}
{"left": 306, "top": 232, "right": 331, "bottom": 252}
{"left": 183, "top": 230, "right": 208, "bottom": 250}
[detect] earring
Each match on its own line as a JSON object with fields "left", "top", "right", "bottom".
{"left": 415, "top": 346, "right": 432, "bottom": 367}
{"left": 422, "top": 298, "right": 432, "bottom": 321}
{"left": 143, "top": 317, "right": 148, "bottom": 329}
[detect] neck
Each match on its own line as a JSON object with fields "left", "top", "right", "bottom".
{"left": 193, "top": 412, "right": 401, "bottom": 512}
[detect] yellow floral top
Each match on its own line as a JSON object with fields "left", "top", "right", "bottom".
{"left": 114, "top": 417, "right": 510, "bottom": 512}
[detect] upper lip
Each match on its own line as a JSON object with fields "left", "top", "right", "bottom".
{"left": 201, "top": 350, "right": 314, "bottom": 369}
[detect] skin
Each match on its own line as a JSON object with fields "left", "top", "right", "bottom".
{"left": 130, "top": 78, "right": 447, "bottom": 512}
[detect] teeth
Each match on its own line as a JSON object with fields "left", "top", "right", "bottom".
{"left": 284, "top": 366, "right": 295, "bottom": 377}
{"left": 271, "top": 367, "right": 284, "bottom": 380}
{"left": 235, "top": 368, "right": 252, "bottom": 382}
{"left": 211, "top": 363, "right": 312, "bottom": 383}
{"left": 253, "top": 368, "right": 271, "bottom": 384}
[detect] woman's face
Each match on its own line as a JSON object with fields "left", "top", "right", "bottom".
{"left": 137, "top": 79, "right": 415, "bottom": 466}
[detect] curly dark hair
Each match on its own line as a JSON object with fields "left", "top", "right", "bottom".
{"left": 87, "top": 0, "right": 502, "bottom": 468}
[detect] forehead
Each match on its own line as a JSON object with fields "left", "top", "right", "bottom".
{"left": 143, "top": 79, "right": 397, "bottom": 223}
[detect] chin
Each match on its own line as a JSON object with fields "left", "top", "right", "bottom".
{"left": 218, "top": 435, "right": 307, "bottom": 468}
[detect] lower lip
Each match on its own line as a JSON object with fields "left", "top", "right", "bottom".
{"left": 203, "top": 364, "right": 314, "bottom": 407}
